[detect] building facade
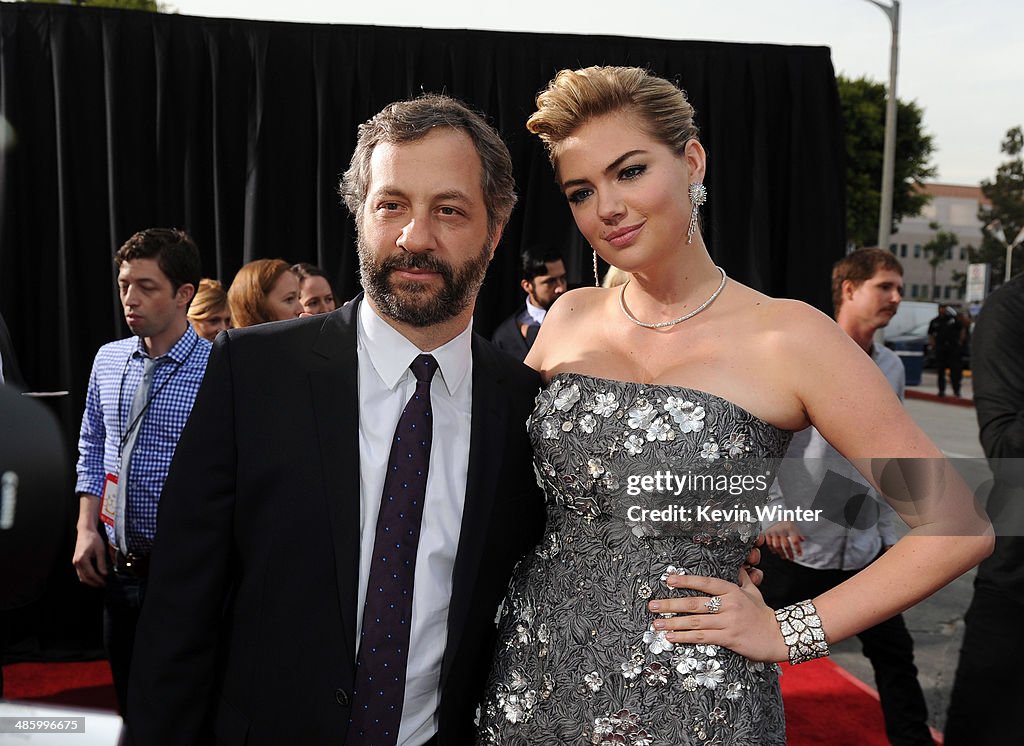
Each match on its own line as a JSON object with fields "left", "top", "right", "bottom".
{"left": 887, "top": 183, "right": 990, "bottom": 302}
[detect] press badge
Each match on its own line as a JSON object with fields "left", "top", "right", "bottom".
{"left": 101, "top": 473, "right": 118, "bottom": 528}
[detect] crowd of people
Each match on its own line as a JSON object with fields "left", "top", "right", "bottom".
{"left": 1, "top": 65, "right": 1017, "bottom": 746}
{"left": 186, "top": 260, "right": 338, "bottom": 343}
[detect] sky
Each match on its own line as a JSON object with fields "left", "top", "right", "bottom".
{"left": 168, "top": 0, "right": 1023, "bottom": 187}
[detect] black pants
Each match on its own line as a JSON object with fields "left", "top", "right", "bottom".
{"left": 760, "top": 551, "right": 933, "bottom": 746}
{"left": 935, "top": 350, "right": 962, "bottom": 396}
{"left": 103, "top": 569, "right": 147, "bottom": 716}
{"left": 944, "top": 587, "right": 1024, "bottom": 745}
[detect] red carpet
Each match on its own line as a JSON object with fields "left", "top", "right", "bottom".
{"left": 904, "top": 389, "right": 974, "bottom": 407}
{"left": 4, "top": 658, "right": 941, "bottom": 743}
{"left": 779, "top": 658, "right": 941, "bottom": 745}
{"left": 2, "top": 660, "right": 118, "bottom": 711}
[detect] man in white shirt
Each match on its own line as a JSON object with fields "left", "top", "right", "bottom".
{"left": 491, "top": 247, "right": 567, "bottom": 362}
{"left": 761, "top": 248, "right": 933, "bottom": 746}
{"left": 126, "top": 94, "right": 546, "bottom": 746}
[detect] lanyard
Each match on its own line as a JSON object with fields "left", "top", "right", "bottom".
{"left": 116, "top": 335, "right": 200, "bottom": 457}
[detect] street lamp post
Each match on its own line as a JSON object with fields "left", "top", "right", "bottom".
{"left": 985, "top": 220, "right": 1024, "bottom": 283}
{"left": 864, "top": 0, "right": 900, "bottom": 251}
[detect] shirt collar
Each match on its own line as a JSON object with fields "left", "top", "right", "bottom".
{"left": 132, "top": 324, "right": 201, "bottom": 364}
{"left": 524, "top": 297, "right": 547, "bottom": 326}
{"left": 357, "top": 298, "right": 472, "bottom": 397}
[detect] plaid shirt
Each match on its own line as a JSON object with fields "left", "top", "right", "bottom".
{"left": 76, "top": 325, "right": 211, "bottom": 552}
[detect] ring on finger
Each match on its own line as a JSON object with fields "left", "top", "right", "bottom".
{"left": 705, "top": 595, "right": 722, "bottom": 614}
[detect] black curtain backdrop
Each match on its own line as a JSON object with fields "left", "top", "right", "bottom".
{"left": 0, "top": 3, "right": 846, "bottom": 445}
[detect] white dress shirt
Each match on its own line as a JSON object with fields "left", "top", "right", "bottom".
{"left": 516, "top": 296, "right": 547, "bottom": 328}
{"left": 355, "top": 299, "right": 473, "bottom": 746}
{"left": 766, "top": 344, "right": 905, "bottom": 570}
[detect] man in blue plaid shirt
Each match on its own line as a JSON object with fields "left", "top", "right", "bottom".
{"left": 72, "top": 228, "right": 211, "bottom": 715}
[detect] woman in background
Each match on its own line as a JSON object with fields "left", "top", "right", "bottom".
{"left": 228, "top": 259, "right": 301, "bottom": 328}
{"left": 291, "top": 262, "right": 337, "bottom": 315}
{"left": 476, "top": 66, "right": 991, "bottom": 745}
{"left": 187, "top": 278, "right": 232, "bottom": 342}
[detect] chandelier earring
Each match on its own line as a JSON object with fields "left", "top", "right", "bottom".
{"left": 592, "top": 249, "right": 600, "bottom": 287}
{"left": 687, "top": 182, "right": 707, "bottom": 244}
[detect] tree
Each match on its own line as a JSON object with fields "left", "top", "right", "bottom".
{"left": 922, "top": 221, "right": 957, "bottom": 300}
{"left": 838, "top": 76, "right": 937, "bottom": 248}
{"left": 967, "top": 126, "right": 1024, "bottom": 286}
{"left": 19, "top": 0, "right": 167, "bottom": 11}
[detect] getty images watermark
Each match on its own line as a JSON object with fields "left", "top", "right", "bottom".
{"left": 621, "top": 458, "right": 1024, "bottom": 536}
{"left": 625, "top": 469, "right": 823, "bottom": 524}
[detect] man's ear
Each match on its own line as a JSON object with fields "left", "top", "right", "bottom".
{"left": 520, "top": 278, "right": 533, "bottom": 295}
{"left": 176, "top": 283, "right": 196, "bottom": 308}
{"left": 841, "top": 279, "right": 857, "bottom": 301}
{"left": 487, "top": 226, "right": 504, "bottom": 260}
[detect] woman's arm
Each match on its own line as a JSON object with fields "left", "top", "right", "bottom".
{"left": 657, "top": 302, "right": 993, "bottom": 661}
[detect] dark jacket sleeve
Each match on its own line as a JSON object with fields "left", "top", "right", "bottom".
{"left": 970, "top": 277, "right": 1024, "bottom": 602}
{"left": 973, "top": 279, "right": 1024, "bottom": 460}
{"left": 126, "top": 331, "right": 239, "bottom": 744}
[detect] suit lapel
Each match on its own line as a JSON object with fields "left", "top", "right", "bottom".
{"left": 441, "top": 336, "right": 508, "bottom": 685}
{"left": 309, "top": 300, "right": 362, "bottom": 679}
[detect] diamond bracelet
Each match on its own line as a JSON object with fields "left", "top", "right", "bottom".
{"left": 774, "top": 599, "right": 830, "bottom": 666}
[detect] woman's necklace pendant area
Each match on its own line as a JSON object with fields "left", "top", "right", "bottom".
{"left": 619, "top": 266, "right": 728, "bottom": 329}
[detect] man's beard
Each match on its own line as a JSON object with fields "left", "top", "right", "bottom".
{"left": 535, "top": 294, "right": 555, "bottom": 311}
{"left": 358, "top": 238, "right": 492, "bottom": 328}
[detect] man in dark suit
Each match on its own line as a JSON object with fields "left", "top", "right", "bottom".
{"left": 945, "top": 273, "right": 1024, "bottom": 745}
{"left": 927, "top": 303, "right": 966, "bottom": 398}
{"left": 126, "top": 95, "right": 545, "bottom": 746}
{"left": 491, "top": 247, "right": 566, "bottom": 362}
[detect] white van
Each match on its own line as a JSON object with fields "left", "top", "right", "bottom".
{"left": 883, "top": 301, "right": 938, "bottom": 341}
{"left": 882, "top": 301, "right": 938, "bottom": 385}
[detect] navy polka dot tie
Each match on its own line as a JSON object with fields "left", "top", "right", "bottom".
{"left": 347, "top": 354, "right": 438, "bottom": 746}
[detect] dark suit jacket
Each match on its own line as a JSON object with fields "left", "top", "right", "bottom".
{"left": 491, "top": 304, "right": 533, "bottom": 363}
{"left": 971, "top": 274, "right": 1024, "bottom": 604}
{"left": 127, "top": 299, "right": 545, "bottom": 745}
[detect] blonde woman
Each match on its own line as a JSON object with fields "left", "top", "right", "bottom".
{"left": 476, "top": 67, "right": 991, "bottom": 745}
{"left": 187, "top": 278, "right": 232, "bottom": 341}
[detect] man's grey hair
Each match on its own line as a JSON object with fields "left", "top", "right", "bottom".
{"left": 339, "top": 94, "right": 517, "bottom": 241}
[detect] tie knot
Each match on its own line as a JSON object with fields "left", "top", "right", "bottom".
{"left": 410, "top": 354, "right": 438, "bottom": 384}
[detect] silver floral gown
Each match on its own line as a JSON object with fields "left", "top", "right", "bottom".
{"left": 476, "top": 373, "right": 793, "bottom": 746}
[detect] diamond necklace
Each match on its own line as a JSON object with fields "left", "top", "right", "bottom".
{"left": 619, "top": 266, "right": 728, "bottom": 329}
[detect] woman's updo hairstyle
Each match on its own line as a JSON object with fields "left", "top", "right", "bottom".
{"left": 527, "top": 66, "right": 699, "bottom": 167}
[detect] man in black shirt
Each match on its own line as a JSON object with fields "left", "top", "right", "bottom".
{"left": 927, "top": 304, "right": 965, "bottom": 397}
{"left": 945, "top": 275, "right": 1024, "bottom": 744}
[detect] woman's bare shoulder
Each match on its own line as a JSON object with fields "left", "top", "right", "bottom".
{"left": 546, "top": 286, "right": 610, "bottom": 318}
{"left": 526, "top": 286, "right": 612, "bottom": 372}
{"left": 726, "top": 284, "right": 838, "bottom": 337}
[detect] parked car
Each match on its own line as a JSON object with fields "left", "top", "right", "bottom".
{"left": 883, "top": 302, "right": 936, "bottom": 386}
{"left": 883, "top": 305, "right": 971, "bottom": 383}
{"left": 884, "top": 301, "right": 938, "bottom": 340}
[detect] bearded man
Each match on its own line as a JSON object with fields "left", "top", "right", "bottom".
{"left": 491, "top": 247, "right": 567, "bottom": 362}
{"left": 126, "top": 94, "right": 546, "bottom": 746}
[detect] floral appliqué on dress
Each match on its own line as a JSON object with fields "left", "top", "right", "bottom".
{"left": 477, "top": 373, "right": 791, "bottom": 745}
